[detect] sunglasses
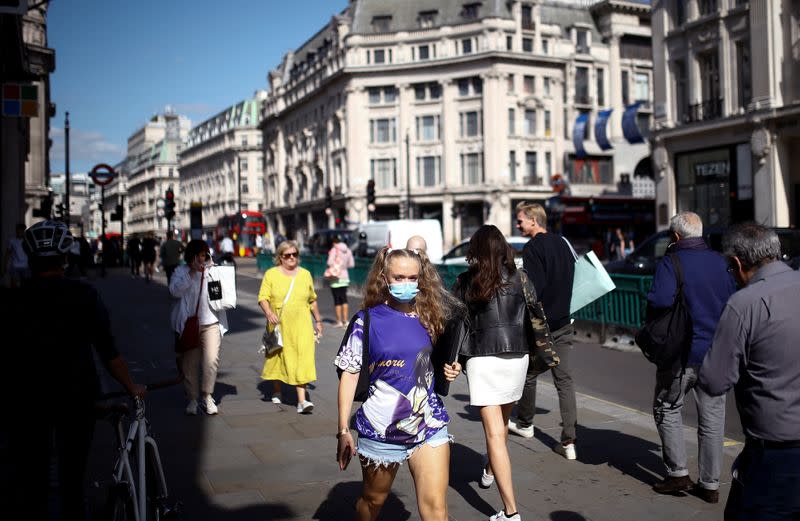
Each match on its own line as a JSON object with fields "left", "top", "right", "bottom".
{"left": 281, "top": 252, "right": 299, "bottom": 259}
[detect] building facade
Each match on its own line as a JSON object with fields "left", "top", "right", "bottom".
{"left": 179, "top": 94, "right": 266, "bottom": 236}
{"left": 115, "top": 110, "right": 191, "bottom": 235}
{"left": 261, "top": 0, "right": 653, "bottom": 247}
{"left": 651, "top": 0, "right": 800, "bottom": 230}
{"left": 50, "top": 172, "right": 96, "bottom": 235}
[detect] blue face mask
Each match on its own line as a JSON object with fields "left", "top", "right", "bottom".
{"left": 388, "top": 281, "right": 419, "bottom": 303}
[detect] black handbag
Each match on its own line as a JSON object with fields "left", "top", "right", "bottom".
{"left": 635, "top": 253, "right": 693, "bottom": 370}
{"left": 336, "top": 309, "right": 371, "bottom": 402}
{"left": 432, "top": 302, "right": 473, "bottom": 397}
{"left": 519, "top": 270, "right": 560, "bottom": 377}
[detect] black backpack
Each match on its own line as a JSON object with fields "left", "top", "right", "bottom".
{"left": 635, "top": 253, "right": 693, "bottom": 370}
{"left": 336, "top": 309, "right": 371, "bottom": 402}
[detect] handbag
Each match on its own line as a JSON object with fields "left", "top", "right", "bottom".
{"left": 207, "top": 264, "right": 237, "bottom": 311}
{"left": 432, "top": 302, "right": 473, "bottom": 397}
{"left": 635, "top": 253, "right": 693, "bottom": 370}
{"left": 261, "top": 274, "right": 297, "bottom": 357}
{"left": 519, "top": 270, "right": 560, "bottom": 377}
{"left": 324, "top": 248, "right": 342, "bottom": 281}
{"left": 563, "top": 238, "right": 616, "bottom": 314}
{"left": 175, "top": 270, "right": 204, "bottom": 353}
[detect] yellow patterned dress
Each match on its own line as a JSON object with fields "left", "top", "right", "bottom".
{"left": 259, "top": 267, "right": 318, "bottom": 385}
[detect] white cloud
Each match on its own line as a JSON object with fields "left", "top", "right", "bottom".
{"left": 49, "top": 127, "right": 125, "bottom": 169}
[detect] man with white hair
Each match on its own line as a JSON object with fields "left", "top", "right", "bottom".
{"left": 646, "top": 211, "right": 736, "bottom": 503}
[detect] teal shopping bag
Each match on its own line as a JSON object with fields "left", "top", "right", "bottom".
{"left": 564, "top": 239, "right": 616, "bottom": 314}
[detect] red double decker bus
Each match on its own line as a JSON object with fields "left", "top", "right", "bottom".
{"left": 216, "top": 211, "right": 267, "bottom": 257}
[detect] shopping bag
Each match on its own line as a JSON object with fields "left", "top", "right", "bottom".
{"left": 570, "top": 250, "right": 616, "bottom": 314}
{"left": 207, "top": 265, "right": 237, "bottom": 311}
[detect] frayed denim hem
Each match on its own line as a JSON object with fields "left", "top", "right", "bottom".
{"left": 356, "top": 430, "right": 454, "bottom": 469}
{"left": 357, "top": 452, "right": 405, "bottom": 470}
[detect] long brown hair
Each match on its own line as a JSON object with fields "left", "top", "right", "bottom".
{"left": 362, "top": 247, "right": 447, "bottom": 342}
{"left": 464, "top": 224, "right": 517, "bottom": 303}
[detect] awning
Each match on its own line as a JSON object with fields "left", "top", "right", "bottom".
{"left": 573, "top": 113, "right": 588, "bottom": 158}
{"left": 622, "top": 102, "right": 645, "bottom": 144}
{"left": 594, "top": 109, "right": 613, "bottom": 150}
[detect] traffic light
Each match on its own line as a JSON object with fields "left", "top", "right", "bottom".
{"left": 324, "top": 187, "right": 333, "bottom": 210}
{"left": 33, "top": 192, "right": 53, "bottom": 219}
{"left": 55, "top": 203, "right": 64, "bottom": 220}
{"left": 110, "top": 204, "right": 123, "bottom": 222}
{"left": 366, "top": 179, "right": 376, "bottom": 211}
{"left": 165, "top": 188, "right": 176, "bottom": 220}
{"left": 451, "top": 205, "right": 459, "bottom": 219}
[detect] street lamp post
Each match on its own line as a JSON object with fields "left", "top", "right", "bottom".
{"left": 65, "top": 112, "right": 70, "bottom": 225}
{"left": 237, "top": 155, "right": 242, "bottom": 214}
{"left": 405, "top": 130, "right": 412, "bottom": 219}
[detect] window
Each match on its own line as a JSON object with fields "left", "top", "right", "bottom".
{"left": 416, "top": 115, "right": 440, "bottom": 141}
{"left": 634, "top": 73, "right": 649, "bottom": 103}
{"left": 461, "top": 152, "right": 483, "bottom": 184}
{"left": 507, "top": 74, "right": 515, "bottom": 93}
{"left": 242, "top": 136, "right": 248, "bottom": 147}
{"left": 672, "top": 0, "right": 685, "bottom": 27}
{"left": 368, "top": 88, "right": 381, "bottom": 104}
{"left": 415, "top": 82, "right": 442, "bottom": 101}
{"left": 542, "top": 39, "right": 549, "bottom": 54}
{"left": 622, "top": 70, "right": 630, "bottom": 105}
{"left": 506, "top": 35, "right": 513, "bottom": 51}
{"left": 370, "top": 118, "right": 397, "bottom": 143}
{"left": 597, "top": 69, "right": 605, "bottom": 106}
{"left": 419, "top": 10, "right": 437, "bottom": 28}
{"left": 369, "top": 86, "right": 397, "bottom": 105}
{"left": 544, "top": 77, "right": 551, "bottom": 96}
{"left": 371, "top": 158, "right": 397, "bottom": 189}
{"left": 575, "top": 67, "right": 589, "bottom": 104}
{"left": 522, "top": 38, "right": 533, "bottom": 53}
{"left": 418, "top": 45, "right": 430, "bottom": 60}
{"left": 523, "top": 75, "right": 534, "bottom": 94}
{"left": 241, "top": 159, "right": 248, "bottom": 171}
{"left": 372, "top": 15, "right": 392, "bottom": 33}
{"left": 698, "top": 0, "right": 717, "bottom": 16}
{"left": 576, "top": 29, "right": 589, "bottom": 54}
{"left": 257, "top": 160, "right": 263, "bottom": 172}
{"left": 462, "top": 3, "right": 480, "bottom": 20}
{"left": 580, "top": 110, "right": 591, "bottom": 140}
{"left": 509, "top": 150, "right": 517, "bottom": 182}
{"left": 637, "top": 113, "right": 650, "bottom": 139}
{"left": 417, "top": 156, "right": 441, "bottom": 186}
{"left": 524, "top": 109, "right": 536, "bottom": 136}
{"left": 675, "top": 60, "right": 688, "bottom": 122}
{"left": 620, "top": 35, "right": 652, "bottom": 61}
{"left": 522, "top": 5, "right": 533, "bottom": 30}
{"left": 462, "top": 38, "right": 472, "bottom": 54}
{"left": 545, "top": 151, "right": 552, "bottom": 177}
{"left": 457, "top": 76, "right": 482, "bottom": 97}
{"left": 737, "top": 40, "right": 752, "bottom": 110}
{"left": 568, "top": 156, "right": 613, "bottom": 184}
{"left": 241, "top": 180, "right": 249, "bottom": 194}
{"left": 525, "top": 152, "right": 537, "bottom": 182}
{"left": 564, "top": 109, "right": 569, "bottom": 139}
{"left": 374, "top": 49, "right": 386, "bottom": 64}
{"left": 460, "top": 111, "right": 482, "bottom": 137}
{"left": 544, "top": 110, "right": 551, "bottom": 137}
{"left": 508, "top": 108, "right": 516, "bottom": 135}
{"left": 384, "top": 86, "right": 397, "bottom": 103}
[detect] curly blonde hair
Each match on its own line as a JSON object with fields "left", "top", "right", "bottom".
{"left": 362, "top": 247, "right": 446, "bottom": 343}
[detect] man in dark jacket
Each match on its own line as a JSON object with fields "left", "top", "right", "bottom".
{"left": 647, "top": 211, "right": 736, "bottom": 503}
{"left": 509, "top": 202, "right": 577, "bottom": 460}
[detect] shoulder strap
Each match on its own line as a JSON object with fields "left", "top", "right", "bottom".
{"left": 194, "top": 270, "right": 205, "bottom": 315}
{"left": 562, "top": 236, "right": 579, "bottom": 261}
{"left": 669, "top": 253, "right": 685, "bottom": 291}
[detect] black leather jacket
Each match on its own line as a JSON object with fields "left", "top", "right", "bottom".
{"left": 454, "top": 268, "right": 539, "bottom": 357}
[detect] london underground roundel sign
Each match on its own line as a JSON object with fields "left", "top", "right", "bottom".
{"left": 90, "top": 163, "right": 116, "bottom": 186}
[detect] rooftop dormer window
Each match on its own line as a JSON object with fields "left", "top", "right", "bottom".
{"left": 419, "top": 10, "right": 438, "bottom": 28}
{"left": 372, "top": 15, "right": 392, "bottom": 33}
{"left": 462, "top": 3, "right": 481, "bottom": 20}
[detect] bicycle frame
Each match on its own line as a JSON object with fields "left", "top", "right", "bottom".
{"left": 112, "top": 397, "right": 169, "bottom": 521}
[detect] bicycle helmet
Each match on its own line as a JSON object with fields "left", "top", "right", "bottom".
{"left": 22, "top": 220, "right": 74, "bottom": 258}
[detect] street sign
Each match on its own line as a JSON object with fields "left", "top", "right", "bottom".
{"left": 90, "top": 163, "right": 116, "bottom": 186}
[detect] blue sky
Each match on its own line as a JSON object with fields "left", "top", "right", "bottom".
{"left": 48, "top": 0, "right": 348, "bottom": 174}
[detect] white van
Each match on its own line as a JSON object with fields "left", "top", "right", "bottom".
{"left": 353, "top": 219, "right": 444, "bottom": 263}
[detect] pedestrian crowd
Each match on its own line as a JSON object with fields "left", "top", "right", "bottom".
{"left": 3, "top": 205, "right": 799, "bottom": 521}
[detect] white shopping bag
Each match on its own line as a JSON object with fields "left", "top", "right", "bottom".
{"left": 206, "top": 265, "right": 237, "bottom": 311}
{"left": 564, "top": 239, "right": 616, "bottom": 314}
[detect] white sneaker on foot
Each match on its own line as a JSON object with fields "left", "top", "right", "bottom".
{"left": 489, "top": 510, "right": 521, "bottom": 521}
{"left": 185, "top": 400, "right": 198, "bottom": 415}
{"left": 297, "top": 400, "right": 314, "bottom": 414}
{"left": 554, "top": 442, "right": 577, "bottom": 460}
{"left": 480, "top": 467, "right": 495, "bottom": 488}
{"left": 203, "top": 396, "right": 218, "bottom": 415}
{"left": 507, "top": 418, "right": 534, "bottom": 438}
{"left": 271, "top": 396, "right": 282, "bottom": 404}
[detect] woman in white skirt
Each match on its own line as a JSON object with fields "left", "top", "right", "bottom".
{"left": 453, "top": 225, "right": 545, "bottom": 521}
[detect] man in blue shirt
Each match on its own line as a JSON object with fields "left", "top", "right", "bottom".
{"left": 647, "top": 211, "right": 736, "bottom": 503}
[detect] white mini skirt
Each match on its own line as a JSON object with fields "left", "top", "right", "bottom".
{"left": 465, "top": 353, "right": 529, "bottom": 406}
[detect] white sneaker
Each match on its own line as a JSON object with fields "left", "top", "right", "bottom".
{"left": 554, "top": 442, "right": 577, "bottom": 460}
{"left": 489, "top": 511, "right": 521, "bottom": 521}
{"left": 480, "top": 467, "right": 495, "bottom": 488}
{"left": 507, "top": 419, "right": 534, "bottom": 438}
{"left": 185, "top": 400, "right": 198, "bottom": 415}
{"left": 271, "top": 396, "right": 282, "bottom": 404}
{"left": 203, "top": 396, "right": 218, "bottom": 415}
{"left": 297, "top": 400, "right": 314, "bottom": 414}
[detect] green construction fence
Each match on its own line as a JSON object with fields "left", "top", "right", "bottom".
{"left": 257, "top": 253, "right": 652, "bottom": 330}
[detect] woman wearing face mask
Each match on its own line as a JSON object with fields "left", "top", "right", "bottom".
{"left": 334, "top": 247, "right": 462, "bottom": 521}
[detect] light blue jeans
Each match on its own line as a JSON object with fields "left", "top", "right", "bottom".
{"left": 356, "top": 426, "right": 451, "bottom": 468}
{"left": 653, "top": 365, "right": 726, "bottom": 490}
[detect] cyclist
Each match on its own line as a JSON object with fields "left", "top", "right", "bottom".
{"left": 3, "top": 220, "right": 146, "bottom": 520}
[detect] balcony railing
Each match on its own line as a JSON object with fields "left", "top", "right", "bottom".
{"left": 574, "top": 94, "right": 593, "bottom": 106}
{"left": 687, "top": 98, "right": 723, "bottom": 122}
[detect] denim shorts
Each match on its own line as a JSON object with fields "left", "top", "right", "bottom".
{"left": 357, "top": 426, "right": 452, "bottom": 468}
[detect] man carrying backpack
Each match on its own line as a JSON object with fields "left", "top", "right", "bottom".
{"left": 646, "top": 211, "right": 736, "bottom": 503}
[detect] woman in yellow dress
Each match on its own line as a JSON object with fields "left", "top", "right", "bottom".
{"left": 259, "top": 240, "right": 323, "bottom": 413}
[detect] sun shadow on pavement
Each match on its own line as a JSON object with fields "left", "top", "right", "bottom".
{"left": 449, "top": 442, "right": 497, "bottom": 517}
{"left": 550, "top": 510, "right": 588, "bottom": 520}
{"left": 313, "top": 481, "right": 411, "bottom": 520}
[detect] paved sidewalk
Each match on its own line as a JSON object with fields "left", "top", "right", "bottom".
{"left": 86, "top": 260, "right": 737, "bottom": 520}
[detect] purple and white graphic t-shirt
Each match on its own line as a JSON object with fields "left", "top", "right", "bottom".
{"left": 334, "top": 304, "right": 449, "bottom": 444}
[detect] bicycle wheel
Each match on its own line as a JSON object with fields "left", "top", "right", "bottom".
{"left": 145, "top": 442, "right": 168, "bottom": 521}
{"left": 105, "top": 482, "right": 135, "bottom": 521}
